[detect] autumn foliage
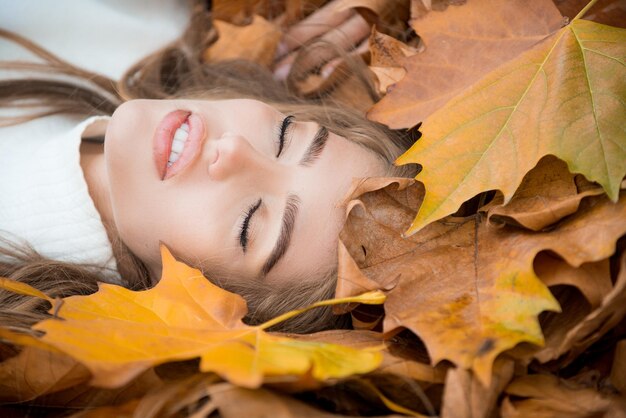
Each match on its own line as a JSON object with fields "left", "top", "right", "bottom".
{"left": 1, "top": 0, "right": 625, "bottom": 417}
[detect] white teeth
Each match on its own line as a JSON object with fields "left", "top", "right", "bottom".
{"left": 171, "top": 138, "right": 185, "bottom": 153}
{"left": 168, "top": 151, "right": 181, "bottom": 163}
{"left": 174, "top": 127, "right": 189, "bottom": 141}
{"left": 167, "top": 122, "right": 190, "bottom": 165}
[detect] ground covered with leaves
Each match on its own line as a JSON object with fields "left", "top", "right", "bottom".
{"left": 1, "top": 0, "right": 625, "bottom": 417}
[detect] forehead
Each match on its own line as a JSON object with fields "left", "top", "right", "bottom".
{"left": 266, "top": 130, "right": 387, "bottom": 284}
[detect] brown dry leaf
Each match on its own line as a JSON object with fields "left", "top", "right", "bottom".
{"left": 369, "top": 26, "right": 421, "bottom": 67}
{"left": 0, "top": 346, "right": 90, "bottom": 403}
{"left": 535, "top": 252, "right": 626, "bottom": 364}
{"left": 482, "top": 157, "right": 626, "bottom": 232}
{"left": 611, "top": 340, "right": 626, "bottom": 394}
{"left": 368, "top": 0, "right": 564, "bottom": 128}
{"left": 441, "top": 357, "right": 514, "bottom": 418}
{"left": 208, "top": 382, "right": 407, "bottom": 418}
{"left": 369, "top": 27, "right": 420, "bottom": 94}
{"left": 369, "top": 66, "right": 406, "bottom": 94}
{"left": 335, "top": 177, "right": 419, "bottom": 311}
{"left": 535, "top": 253, "right": 612, "bottom": 309}
{"left": 483, "top": 156, "right": 585, "bottom": 231}
{"left": 338, "top": 179, "right": 626, "bottom": 385}
{"left": 501, "top": 374, "right": 626, "bottom": 418}
{"left": 0, "top": 337, "right": 163, "bottom": 408}
{"left": 203, "top": 15, "right": 282, "bottom": 68}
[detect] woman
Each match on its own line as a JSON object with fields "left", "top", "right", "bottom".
{"left": 0, "top": 0, "right": 416, "bottom": 333}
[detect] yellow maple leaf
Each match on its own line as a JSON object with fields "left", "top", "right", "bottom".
{"left": 396, "top": 17, "right": 626, "bottom": 235}
{"left": 0, "top": 246, "right": 384, "bottom": 388}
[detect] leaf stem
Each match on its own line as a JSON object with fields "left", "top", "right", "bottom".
{"left": 257, "top": 290, "right": 385, "bottom": 331}
{"left": 573, "top": 0, "right": 599, "bottom": 21}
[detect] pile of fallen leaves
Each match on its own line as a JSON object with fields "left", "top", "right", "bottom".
{"left": 1, "top": 0, "right": 625, "bottom": 416}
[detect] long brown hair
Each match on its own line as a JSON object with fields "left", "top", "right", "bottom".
{"left": 0, "top": 3, "right": 416, "bottom": 334}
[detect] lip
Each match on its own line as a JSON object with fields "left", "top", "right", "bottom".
{"left": 153, "top": 110, "right": 206, "bottom": 180}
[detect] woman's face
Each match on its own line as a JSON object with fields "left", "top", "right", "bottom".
{"left": 104, "top": 99, "right": 386, "bottom": 285}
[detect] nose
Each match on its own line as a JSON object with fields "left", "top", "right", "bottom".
{"left": 207, "top": 132, "right": 282, "bottom": 183}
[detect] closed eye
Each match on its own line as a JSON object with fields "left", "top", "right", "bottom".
{"left": 239, "top": 198, "right": 262, "bottom": 252}
{"left": 276, "top": 115, "right": 294, "bottom": 158}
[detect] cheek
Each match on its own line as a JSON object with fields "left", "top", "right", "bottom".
{"left": 112, "top": 199, "right": 163, "bottom": 270}
{"left": 109, "top": 183, "right": 219, "bottom": 274}
{"left": 105, "top": 102, "right": 164, "bottom": 267}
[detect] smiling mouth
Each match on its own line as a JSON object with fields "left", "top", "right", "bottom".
{"left": 153, "top": 110, "right": 206, "bottom": 180}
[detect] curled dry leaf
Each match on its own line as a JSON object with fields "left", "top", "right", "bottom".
{"left": 203, "top": 15, "right": 282, "bottom": 68}
{"left": 369, "top": 66, "right": 406, "bottom": 95}
{"left": 535, "top": 253, "right": 612, "bottom": 309}
{"left": 368, "top": 27, "right": 420, "bottom": 94}
{"left": 335, "top": 177, "right": 420, "bottom": 312}
{"left": 395, "top": 18, "right": 626, "bottom": 235}
{"left": 0, "top": 247, "right": 383, "bottom": 389}
{"left": 441, "top": 357, "right": 514, "bottom": 418}
{"left": 332, "top": 0, "right": 411, "bottom": 38}
{"left": 501, "top": 374, "right": 626, "bottom": 418}
{"left": 369, "top": 27, "right": 418, "bottom": 66}
{"left": 368, "top": 0, "right": 564, "bottom": 128}
{"left": 482, "top": 156, "right": 626, "bottom": 232}
{"left": 535, "top": 252, "right": 626, "bottom": 364}
{"left": 483, "top": 156, "right": 580, "bottom": 231}
{"left": 338, "top": 178, "right": 626, "bottom": 386}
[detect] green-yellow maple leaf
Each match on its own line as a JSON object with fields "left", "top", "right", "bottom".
{"left": 0, "top": 246, "right": 385, "bottom": 389}
{"left": 396, "top": 18, "right": 626, "bottom": 235}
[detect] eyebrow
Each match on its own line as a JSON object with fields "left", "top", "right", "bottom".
{"left": 262, "top": 194, "right": 301, "bottom": 276}
{"left": 299, "top": 126, "right": 329, "bottom": 166}
{"left": 259, "top": 125, "right": 327, "bottom": 276}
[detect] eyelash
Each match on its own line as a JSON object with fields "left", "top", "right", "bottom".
{"left": 239, "top": 198, "right": 262, "bottom": 252}
{"left": 239, "top": 116, "right": 292, "bottom": 252}
{"left": 276, "top": 115, "right": 294, "bottom": 157}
